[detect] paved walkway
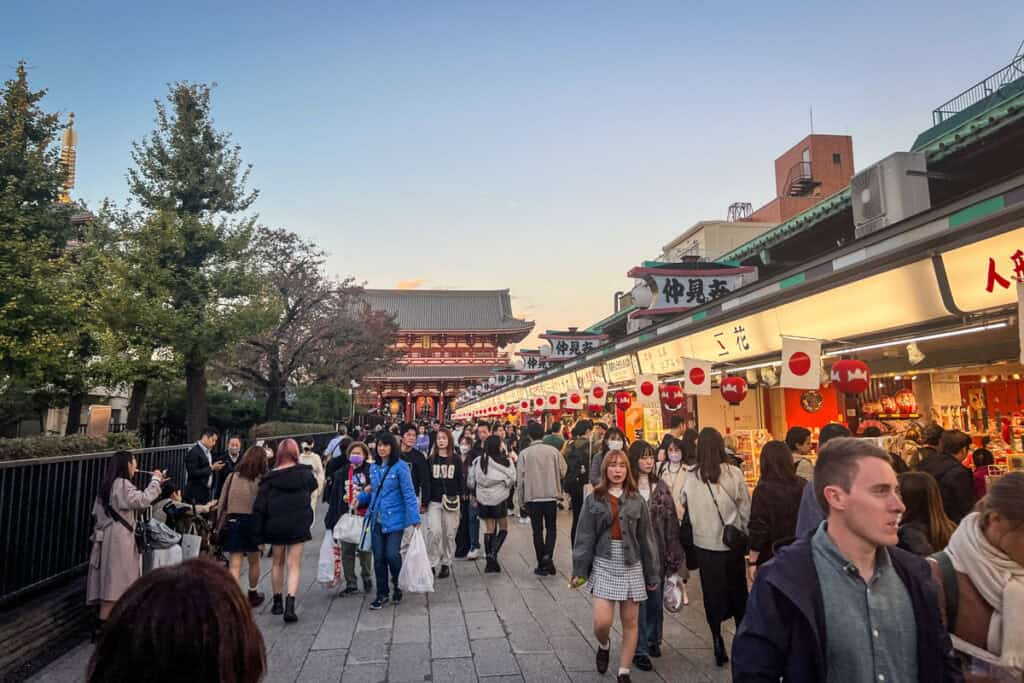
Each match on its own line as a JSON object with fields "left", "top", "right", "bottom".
{"left": 31, "top": 510, "right": 734, "bottom": 682}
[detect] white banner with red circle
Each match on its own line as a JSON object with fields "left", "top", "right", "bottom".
{"left": 780, "top": 336, "right": 821, "bottom": 390}
{"left": 682, "top": 358, "right": 712, "bottom": 396}
{"left": 635, "top": 374, "right": 661, "bottom": 407}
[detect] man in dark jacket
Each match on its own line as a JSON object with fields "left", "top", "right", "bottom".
{"left": 916, "top": 429, "right": 976, "bottom": 523}
{"left": 399, "top": 424, "right": 429, "bottom": 512}
{"left": 184, "top": 427, "right": 221, "bottom": 504}
{"left": 213, "top": 435, "right": 243, "bottom": 498}
{"left": 733, "top": 437, "right": 963, "bottom": 682}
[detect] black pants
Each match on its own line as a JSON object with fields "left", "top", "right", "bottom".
{"left": 568, "top": 487, "right": 584, "bottom": 547}
{"left": 526, "top": 501, "right": 557, "bottom": 565}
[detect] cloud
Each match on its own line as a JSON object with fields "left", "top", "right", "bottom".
{"left": 396, "top": 279, "right": 427, "bottom": 290}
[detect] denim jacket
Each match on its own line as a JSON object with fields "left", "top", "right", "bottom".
{"left": 572, "top": 491, "right": 660, "bottom": 586}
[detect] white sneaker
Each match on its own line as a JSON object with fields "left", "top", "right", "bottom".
{"left": 466, "top": 548, "right": 480, "bottom": 560}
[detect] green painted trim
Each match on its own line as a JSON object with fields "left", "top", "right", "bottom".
{"left": 638, "top": 333, "right": 655, "bottom": 343}
{"left": 949, "top": 195, "right": 1006, "bottom": 229}
{"left": 779, "top": 273, "right": 806, "bottom": 289}
{"left": 691, "top": 311, "right": 707, "bottom": 322}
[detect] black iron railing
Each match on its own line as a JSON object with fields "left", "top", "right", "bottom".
{"left": 932, "top": 55, "right": 1024, "bottom": 125}
{"left": 0, "top": 432, "right": 334, "bottom": 606}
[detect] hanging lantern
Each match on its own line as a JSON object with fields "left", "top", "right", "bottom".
{"left": 720, "top": 376, "right": 748, "bottom": 405}
{"left": 615, "top": 391, "right": 633, "bottom": 412}
{"left": 660, "top": 383, "right": 685, "bottom": 412}
{"left": 831, "top": 359, "right": 870, "bottom": 394}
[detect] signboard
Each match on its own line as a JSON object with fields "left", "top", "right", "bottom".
{"left": 604, "top": 354, "right": 639, "bottom": 384}
{"left": 940, "top": 226, "right": 1024, "bottom": 312}
{"left": 575, "top": 364, "right": 607, "bottom": 388}
{"left": 637, "top": 338, "right": 686, "bottom": 375}
{"left": 539, "top": 331, "right": 608, "bottom": 360}
{"left": 627, "top": 264, "right": 757, "bottom": 319}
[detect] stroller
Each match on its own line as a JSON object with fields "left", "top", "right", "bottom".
{"left": 159, "top": 491, "right": 223, "bottom": 562}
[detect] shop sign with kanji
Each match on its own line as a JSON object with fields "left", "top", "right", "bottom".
{"left": 517, "top": 350, "right": 561, "bottom": 373}
{"left": 626, "top": 262, "right": 758, "bottom": 319}
{"left": 539, "top": 329, "right": 609, "bottom": 360}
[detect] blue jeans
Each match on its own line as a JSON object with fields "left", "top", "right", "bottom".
{"left": 636, "top": 580, "right": 664, "bottom": 656}
{"left": 371, "top": 524, "right": 403, "bottom": 599}
{"left": 468, "top": 501, "right": 480, "bottom": 551}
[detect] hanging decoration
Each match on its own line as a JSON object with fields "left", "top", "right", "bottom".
{"left": 659, "top": 383, "right": 685, "bottom": 411}
{"left": 636, "top": 375, "right": 660, "bottom": 408}
{"left": 831, "top": 359, "right": 870, "bottom": 394}
{"left": 615, "top": 391, "right": 634, "bottom": 412}
{"left": 720, "top": 376, "right": 749, "bottom": 405}
{"left": 565, "top": 391, "right": 584, "bottom": 410}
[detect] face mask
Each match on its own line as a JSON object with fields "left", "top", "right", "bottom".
{"left": 349, "top": 454, "right": 365, "bottom": 467}
{"left": 460, "top": 444, "right": 472, "bottom": 454}
{"left": 607, "top": 440, "right": 624, "bottom": 451}
{"left": 668, "top": 450, "right": 683, "bottom": 463}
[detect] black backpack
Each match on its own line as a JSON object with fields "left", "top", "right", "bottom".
{"left": 562, "top": 442, "right": 588, "bottom": 491}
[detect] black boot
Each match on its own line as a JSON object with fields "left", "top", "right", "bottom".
{"left": 483, "top": 533, "right": 499, "bottom": 572}
{"left": 712, "top": 633, "right": 729, "bottom": 666}
{"left": 283, "top": 595, "right": 297, "bottom": 623}
{"left": 491, "top": 530, "right": 508, "bottom": 571}
{"left": 271, "top": 593, "right": 284, "bottom": 615}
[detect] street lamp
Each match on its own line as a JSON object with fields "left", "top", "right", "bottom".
{"left": 349, "top": 379, "right": 359, "bottom": 423}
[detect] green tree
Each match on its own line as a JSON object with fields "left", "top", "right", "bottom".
{"left": 125, "top": 82, "right": 271, "bottom": 439}
{"left": 0, "top": 62, "right": 87, "bottom": 432}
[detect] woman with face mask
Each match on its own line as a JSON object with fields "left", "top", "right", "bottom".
{"left": 454, "top": 435, "right": 480, "bottom": 559}
{"left": 657, "top": 438, "right": 694, "bottom": 604}
{"left": 589, "top": 427, "right": 630, "bottom": 488}
{"left": 325, "top": 442, "right": 374, "bottom": 596}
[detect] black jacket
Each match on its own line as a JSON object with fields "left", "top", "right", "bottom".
{"left": 213, "top": 452, "right": 241, "bottom": 498}
{"left": 427, "top": 453, "right": 465, "bottom": 503}
{"left": 748, "top": 478, "right": 806, "bottom": 564}
{"left": 325, "top": 461, "right": 371, "bottom": 530}
{"left": 184, "top": 443, "right": 213, "bottom": 504}
{"left": 400, "top": 448, "right": 429, "bottom": 503}
{"left": 732, "top": 536, "right": 963, "bottom": 682}
{"left": 252, "top": 465, "right": 317, "bottom": 545}
{"left": 916, "top": 452, "right": 975, "bottom": 523}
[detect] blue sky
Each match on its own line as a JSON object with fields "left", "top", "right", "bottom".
{"left": 5, "top": 2, "right": 1023, "bottom": 345}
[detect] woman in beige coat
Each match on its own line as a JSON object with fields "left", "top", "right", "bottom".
{"left": 87, "top": 451, "right": 165, "bottom": 624}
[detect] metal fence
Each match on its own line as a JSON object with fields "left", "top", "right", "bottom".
{"left": 0, "top": 432, "right": 334, "bottom": 606}
{"left": 932, "top": 54, "right": 1024, "bottom": 125}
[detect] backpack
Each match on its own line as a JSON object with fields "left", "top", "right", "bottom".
{"left": 562, "top": 442, "right": 588, "bottom": 491}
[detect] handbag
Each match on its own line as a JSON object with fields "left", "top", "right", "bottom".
{"left": 103, "top": 500, "right": 152, "bottom": 554}
{"left": 705, "top": 480, "right": 749, "bottom": 553}
{"left": 442, "top": 494, "right": 461, "bottom": 513}
{"left": 679, "top": 508, "right": 695, "bottom": 547}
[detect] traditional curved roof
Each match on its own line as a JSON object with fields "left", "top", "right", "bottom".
{"left": 361, "top": 289, "right": 533, "bottom": 340}
{"left": 368, "top": 365, "right": 500, "bottom": 380}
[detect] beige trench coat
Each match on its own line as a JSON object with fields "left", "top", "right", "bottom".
{"left": 86, "top": 476, "right": 163, "bottom": 605}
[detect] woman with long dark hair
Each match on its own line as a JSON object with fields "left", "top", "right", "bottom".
{"left": 218, "top": 446, "right": 269, "bottom": 606}
{"left": 747, "top": 441, "right": 805, "bottom": 581}
{"left": 589, "top": 426, "right": 630, "bottom": 487}
{"left": 468, "top": 434, "right": 516, "bottom": 572}
{"left": 897, "top": 471, "right": 956, "bottom": 555}
{"left": 628, "top": 441, "right": 685, "bottom": 670}
{"left": 361, "top": 432, "right": 421, "bottom": 609}
{"left": 252, "top": 439, "right": 317, "bottom": 622}
{"left": 87, "top": 451, "right": 166, "bottom": 625}
{"left": 679, "top": 427, "right": 750, "bottom": 666}
{"left": 426, "top": 427, "right": 464, "bottom": 578}
{"left": 572, "top": 450, "right": 658, "bottom": 683}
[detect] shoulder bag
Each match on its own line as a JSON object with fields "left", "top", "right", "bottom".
{"left": 358, "top": 462, "right": 394, "bottom": 552}
{"left": 706, "top": 479, "right": 749, "bottom": 554}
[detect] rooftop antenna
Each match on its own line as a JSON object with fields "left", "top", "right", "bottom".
{"left": 809, "top": 106, "right": 814, "bottom": 134}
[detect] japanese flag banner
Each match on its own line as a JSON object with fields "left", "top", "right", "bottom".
{"left": 636, "top": 374, "right": 660, "bottom": 407}
{"left": 781, "top": 336, "right": 821, "bottom": 390}
{"left": 588, "top": 382, "right": 608, "bottom": 407}
{"left": 565, "top": 390, "right": 585, "bottom": 410}
{"left": 682, "top": 358, "right": 712, "bottom": 396}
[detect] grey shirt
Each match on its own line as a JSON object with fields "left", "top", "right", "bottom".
{"left": 811, "top": 522, "right": 918, "bottom": 683}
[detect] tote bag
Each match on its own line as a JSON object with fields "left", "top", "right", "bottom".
{"left": 333, "top": 513, "right": 364, "bottom": 545}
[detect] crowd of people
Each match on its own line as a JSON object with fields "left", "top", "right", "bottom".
{"left": 84, "top": 415, "right": 1024, "bottom": 682}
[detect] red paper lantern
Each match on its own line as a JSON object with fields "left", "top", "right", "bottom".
{"left": 660, "top": 383, "right": 685, "bottom": 411}
{"left": 831, "top": 359, "right": 870, "bottom": 394}
{"left": 720, "top": 376, "right": 748, "bottom": 405}
{"left": 615, "top": 391, "right": 633, "bottom": 411}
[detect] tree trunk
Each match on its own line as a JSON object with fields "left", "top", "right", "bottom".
{"left": 65, "top": 392, "right": 85, "bottom": 435}
{"left": 185, "top": 358, "right": 208, "bottom": 441}
{"left": 263, "top": 351, "right": 283, "bottom": 422}
{"left": 126, "top": 379, "right": 149, "bottom": 430}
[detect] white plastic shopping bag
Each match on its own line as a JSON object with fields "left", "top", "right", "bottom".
{"left": 143, "top": 544, "right": 183, "bottom": 573}
{"left": 180, "top": 532, "right": 202, "bottom": 560}
{"left": 663, "top": 573, "right": 683, "bottom": 613}
{"left": 317, "top": 532, "right": 336, "bottom": 586}
{"left": 397, "top": 528, "right": 434, "bottom": 593}
{"left": 333, "top": 513, "right": 363, "bottom": 545}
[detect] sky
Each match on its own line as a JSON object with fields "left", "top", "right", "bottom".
{"left": 5, "top": 2, "right": 1023, "bottom": 347}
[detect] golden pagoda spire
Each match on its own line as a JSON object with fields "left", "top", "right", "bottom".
{"left": 58, "top": 112, "right": 77, "bottom": 204}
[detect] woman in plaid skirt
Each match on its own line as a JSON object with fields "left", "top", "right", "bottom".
{"left": 571, "top": 450, "right": 660, "bottom": 683}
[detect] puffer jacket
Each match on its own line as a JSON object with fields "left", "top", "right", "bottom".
{"left": 468, "top": 456, "right": 516, "bottom": 507}
{"left": 252, "top": 465, "right": 317, "bottom": 545}
{"left": 358, "top": 458, "right": 421, "bottom": 534}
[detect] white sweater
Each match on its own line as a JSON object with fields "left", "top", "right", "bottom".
{"left": 679, "top": 464, "right": 751, "bottom": 552}
{"left": 468, "top": 457, "right": 516, "bottom": 507}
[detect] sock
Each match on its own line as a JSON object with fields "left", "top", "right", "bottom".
{"left": 598, "top": 639, "right": 610, "bottom": 651}
{"left": 618, "top": 667, "right": 630, "bottom": 675}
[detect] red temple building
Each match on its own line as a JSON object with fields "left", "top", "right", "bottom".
{"left": 359, "top": 289, "right": 534, "bottom": 421}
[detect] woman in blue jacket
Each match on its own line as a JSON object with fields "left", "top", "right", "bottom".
{"left": 359, "top": 432, "right": 421, "bottom": 609}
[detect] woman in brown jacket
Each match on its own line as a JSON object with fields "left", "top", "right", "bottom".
{"left": 747, "top": 441, "right": 805, "bottom": 576}
{"left": 217, "top": 446, "right": 269, "bottom": 606}
{"left": 87, "top": 451, "right": 166, "bottom": 623}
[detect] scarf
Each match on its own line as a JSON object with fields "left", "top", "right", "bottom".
{"left": 944, "top": 512, "right": 1024, "bottom": 669}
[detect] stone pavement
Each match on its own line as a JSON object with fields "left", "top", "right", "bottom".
{"left": 31, "top": 510, "right": 735, "bottom": 682}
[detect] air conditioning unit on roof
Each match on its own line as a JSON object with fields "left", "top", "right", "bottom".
{"left": 852, "top": 152, "right": 931, "bottom": 239}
